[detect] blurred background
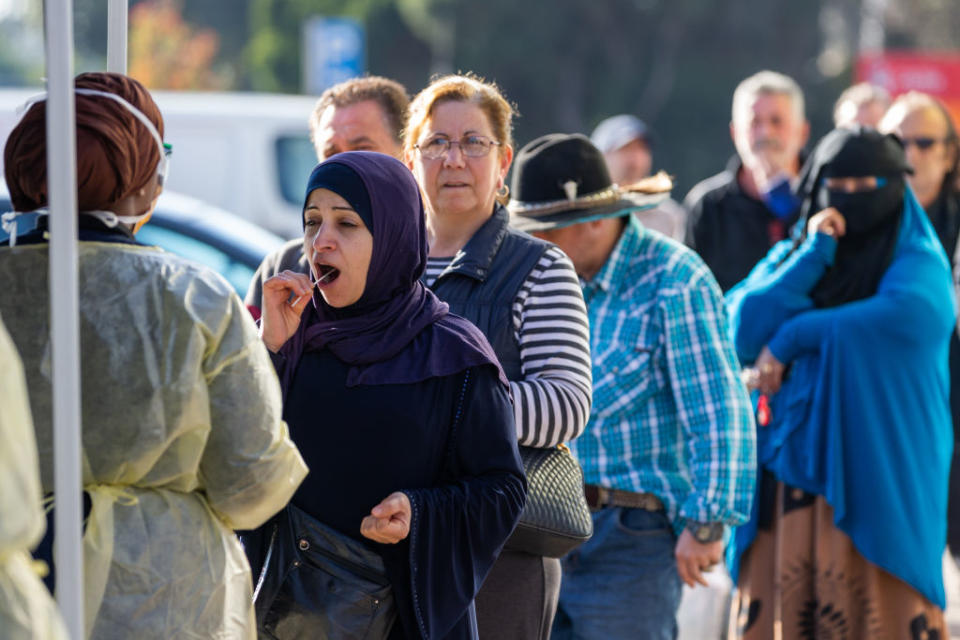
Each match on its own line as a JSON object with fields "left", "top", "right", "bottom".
{"left": 1, "top": 0, "right": 959, "bottom": 207}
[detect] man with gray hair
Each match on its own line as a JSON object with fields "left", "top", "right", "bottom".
{"left": 684, "top": 70, "right": 809, "bottom": 291}
{"left": 245, "top": 75, "right": 409, "bottom": 318}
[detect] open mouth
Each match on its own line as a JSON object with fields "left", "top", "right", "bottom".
{"left": 316, "top": 263, "right": 341, "bottom": 284}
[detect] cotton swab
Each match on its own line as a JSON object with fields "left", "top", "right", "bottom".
{"left": 288, "top": 268, "right": 337, "bottom": 307}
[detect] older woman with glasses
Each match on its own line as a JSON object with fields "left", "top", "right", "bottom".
{"left": 405, "top": 74, "right": 593, "bottom": 640}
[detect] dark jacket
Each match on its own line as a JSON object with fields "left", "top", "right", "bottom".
{"left": 929, "top": 187, "right": 960, "bottom": 269}
{"left": 684, "top": 156, "right": 800, "bottom": 292}
{"left": 254, "top": 349, "right": 525, "bottom": 640}
{"left": 424, "top": 204, "right": 556, "bottom": 639}
{"left": 427, "top": 204, "right": 550, "bottom": 379}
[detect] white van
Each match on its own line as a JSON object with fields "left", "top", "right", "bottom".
{"left": 0, "top": 88, "right": 319, "bottom": 239}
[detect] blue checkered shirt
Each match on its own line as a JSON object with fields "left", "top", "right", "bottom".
{"left": 572, "top": 216, "right": 756, "bottom": 531}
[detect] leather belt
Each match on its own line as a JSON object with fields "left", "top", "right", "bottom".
{"left": 583, "top": 484, "right": 664, "bottom": 512}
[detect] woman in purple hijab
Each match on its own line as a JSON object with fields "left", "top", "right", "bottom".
{"left": 250, "top": 151, "right": 526, "bottom": 640}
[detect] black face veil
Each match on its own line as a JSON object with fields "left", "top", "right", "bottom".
{"left": 792, "top": 127, "right": 912, "bottom": 308}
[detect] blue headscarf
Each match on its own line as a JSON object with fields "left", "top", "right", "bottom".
{"left": 726, "top": 183, "right": 955, "bottom": 607}
{"left": 278, "top": 151, "right": 506, "bottom": 389}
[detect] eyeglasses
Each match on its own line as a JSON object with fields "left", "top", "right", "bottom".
{"left": 415, "top": 135, "right": 501, "bottom": 160}
{"left": 901, "top": 136, "right": 947, "bottom": 151}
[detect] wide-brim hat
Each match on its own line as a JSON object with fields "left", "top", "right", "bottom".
{"left": 508, "top": 133, "right": 672, "bottom": 233}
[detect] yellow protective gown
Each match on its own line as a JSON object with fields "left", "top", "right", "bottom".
{"left": 0, "top": 239, "right": 308, "bottom": 640}
{"left": 0, "top": 313, "right": 68, "bottom": 640}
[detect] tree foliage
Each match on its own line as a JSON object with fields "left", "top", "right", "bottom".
{"left": 9, "top": 0, "right": 956, "bottom": 195}
{"left": 129, "top": 0, "right": 230, "bottom": 90}
{"left": 239, "top": 0, "right": 847, "bottom": 192}
{"left": 245, "top": 0, "right": 390, "bottom": 92}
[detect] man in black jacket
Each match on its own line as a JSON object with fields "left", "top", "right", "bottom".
{"left": 684, "top": 70, "right": 809, "bottom": 292}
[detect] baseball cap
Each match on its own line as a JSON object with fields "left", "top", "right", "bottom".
{"left": 589, "top": 114, "right": 653, "bottom": 153}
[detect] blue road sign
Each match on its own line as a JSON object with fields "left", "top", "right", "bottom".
{"left": 303, "top": 17, "right": 366, "bottom": 95}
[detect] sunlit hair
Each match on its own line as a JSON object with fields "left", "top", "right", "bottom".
{"left": 833, "top": 82, "right": 891, "bottom": 127}
{"left": 308, "top": 76, "right": 410, "bottom": 148}
{"left": 880, "top": 90, "right": 960, "bottom": 192}
{"left": 404, "top": 73, "right": 515, "bottom": 160}
{"left": 732, "top": 70, "right": 805, "bottom": 124}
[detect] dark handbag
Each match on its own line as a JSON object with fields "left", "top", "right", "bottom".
{"left": 252, "top": 504, "right": 397, "bottom": 640}
{"left": 505, "top": 443, "right": 593, "bottom": 558}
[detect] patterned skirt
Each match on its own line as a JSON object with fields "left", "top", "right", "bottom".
{"left": 732, "top": 478, "right": 945, "bottom": 640}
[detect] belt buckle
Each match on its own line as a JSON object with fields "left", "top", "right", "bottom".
{"left": 597, "top": 486, "right": 611, "bottom": 508}
{"left": 585, "top": 485, "right": 611, "bottom": 511}
{"left": 642, "top": 493, "right": 663, "bottom": 512}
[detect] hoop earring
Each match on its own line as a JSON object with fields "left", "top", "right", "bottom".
{"left": 497, "top": 184, "right": 509, "bottom": 199}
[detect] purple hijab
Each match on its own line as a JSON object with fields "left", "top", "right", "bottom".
{"left": 278, "top": 151, "right": 506, "bottom": 390}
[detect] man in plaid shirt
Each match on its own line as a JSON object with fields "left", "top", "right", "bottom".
{"left": 510, "top": 133, "right": 756, "bottom": 639}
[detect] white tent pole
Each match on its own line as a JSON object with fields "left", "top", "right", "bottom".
{"left": 44, "top": 0, "right": 84, "bottom": 637}
{"left": 106, "top": 0, "right": 127, "bottom": 73}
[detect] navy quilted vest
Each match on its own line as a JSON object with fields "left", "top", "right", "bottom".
{"left": 427, "top": 205, "right": 549, "bottom": 380}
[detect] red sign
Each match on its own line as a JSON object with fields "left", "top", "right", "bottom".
{"left": 857, "top": 51, "right": 960, "bottom": 127}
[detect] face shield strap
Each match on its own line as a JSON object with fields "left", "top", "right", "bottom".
{"left": 2, "top": 208, "right": 150, "bottom": 247}
{"left": 82, "top": 209, "right": 148, "bottom": 228}
{"left": 18, "top": 88, "right": 170, "bottom": 186}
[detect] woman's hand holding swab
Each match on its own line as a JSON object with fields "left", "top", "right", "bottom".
{"left": 260, "top": 270, "right": 314, "bottom": 352}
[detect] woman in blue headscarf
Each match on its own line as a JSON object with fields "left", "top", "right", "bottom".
{"left": 250, "top": 151, "right": 526, "bottom": 640}
{"left": 726, "top": 127, "right": 955, "bottom": 639}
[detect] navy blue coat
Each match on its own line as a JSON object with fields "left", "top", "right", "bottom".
{"left": 274, "top": 348, "right": 525, "bottom": 639}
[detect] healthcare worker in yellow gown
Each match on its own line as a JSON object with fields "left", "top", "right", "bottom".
{"left": 0, "top": 313, "right": 67, "bottom": 640}
{"left": 0, "top": 72, "right": 307, "bottom": 639}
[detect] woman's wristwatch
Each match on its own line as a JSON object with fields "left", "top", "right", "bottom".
{"left": 686, "top": 521, "right": 724, "bottom": 543}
